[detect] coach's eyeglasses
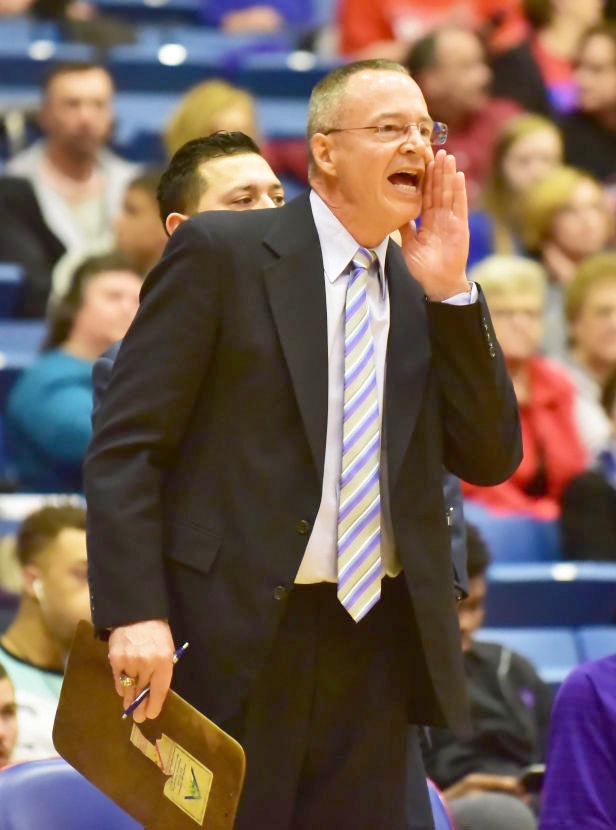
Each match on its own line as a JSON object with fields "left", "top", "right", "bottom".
{"left": 323, "top": 120, "right": 448, "bottom": 147}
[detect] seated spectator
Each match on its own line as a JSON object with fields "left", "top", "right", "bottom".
{"left": 113, "top": 169, "right": 168, "bottom": 277}
{"left": 0, "top": 662, "right": 17, "bottom": 768}
{"left": 539, "top": 653, "right": 616, "bottom": 829}
{"left": 337, "top": 0, "right": 527, "bottom": 61}
{"left": 51, "top": 169, "right": 166, "bottom": 304}
{"left": 423, "top": 522, "right": 550, "bottom": 830}
{"left": 4, "top": 62, "right": 140, "bottom": 311}
{"left": 405, "top": 26, "right": 521, "bottom": 206}
{"left": 200, "top": 0, "right": 314, "bottom": 32}
{"left": 0, "top": 0, "right": 135, "bottom": 47}
{"left": 163, "top": 78, "right": 308, "bottom": 186}
{"left": 469, "top": 113, "right": 564, "bottom": 267}
{"left": 560, "top": 367, "right": 616, "bottom": 560}
{"left": 462, "top": 255, "right": 587, "bottom": 519}
{"left": 522, "top": 0, "right": 605, "bottom": 112}
{"left": 0, "top": 504, "right": 88, "bottom": 761}
{"left": 562, "top": 252, "right": 616, "bottom": 453}
{"left": 519, "top": 165, "right": 614, "bottom": 358}
{"left": 560, "top": 23, "right": 616, "bottom": 201}
{"left": 0, "top": 177, "right": 65, "bottom": 317}
{"left": 5, "top": 252, "right": 141, "bottom": 493}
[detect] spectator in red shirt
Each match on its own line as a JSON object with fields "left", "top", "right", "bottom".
{"left": 462, "top": 255, "right": 588, "bottom": 519}
{"left": 337, "top": 0, "right": 527, "bottom": 61}
{"left": 405, "top": 26, "right": 521, "bottom": 206}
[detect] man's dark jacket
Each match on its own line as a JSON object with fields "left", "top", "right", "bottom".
{"left": 84, "top": 194, "right": 521, "bottom": 734}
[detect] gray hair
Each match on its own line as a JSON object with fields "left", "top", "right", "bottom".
{"left": 307, "top": 60, "right": 409, "bottom": 176}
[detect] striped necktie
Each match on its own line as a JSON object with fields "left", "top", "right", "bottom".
{"left": 337, "top": 246, "right": 383, "bottom": 622}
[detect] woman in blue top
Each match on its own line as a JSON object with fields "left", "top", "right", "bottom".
{"left": 6, "top": 251, "right": 142, "bottom": 493}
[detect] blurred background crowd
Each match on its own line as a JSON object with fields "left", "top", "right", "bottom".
{"left": 0, "top": 0, "right": 614, "bottom": 827}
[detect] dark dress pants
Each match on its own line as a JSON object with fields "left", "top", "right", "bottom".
{"left": 225, "top": 575, "right": 435, "bottom": 830}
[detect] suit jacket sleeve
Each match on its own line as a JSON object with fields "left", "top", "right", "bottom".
{"left": 84, "top": 217, "right": 224, "bottom": 628}
{"left": 427, "top": 291, "right": 522, "bottom": 487}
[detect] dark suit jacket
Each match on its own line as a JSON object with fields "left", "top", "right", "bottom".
{"left": 84, "top": 194, "right": 521, "bottom": 734}
{"left": 0, "top": 176, "right": 65, "bottom": 317}
{"left": 92, "top": 342, "right": 470, "bottom": 597}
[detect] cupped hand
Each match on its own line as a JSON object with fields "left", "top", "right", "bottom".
{"left": 399, "top": 150, "right": 470, "bottom": 301}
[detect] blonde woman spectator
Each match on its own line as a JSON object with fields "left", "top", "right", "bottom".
{"left": 520, "top": 166, "right": 614, "bottom": 358}
{"left": 162, "top": 78, "right": 308, "bottom": 185}
{"left": 163, "top": 79, "right": 258, "bottom": 157}
{"left": 468, "top": 113, "right": 564, "bottom": 267}
{"left": 462, "top": 255, "right": 587, "bottom": 519}
{"left": 563, "top": 252, "right": 616, "bottom": 454}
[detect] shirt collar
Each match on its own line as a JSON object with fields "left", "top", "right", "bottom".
{"left": 309, "top": 190, "right": 389, "bottom": 293}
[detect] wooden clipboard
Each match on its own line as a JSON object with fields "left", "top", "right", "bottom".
{"left": 53, "top": 620, "right": 246, "bottom": 830}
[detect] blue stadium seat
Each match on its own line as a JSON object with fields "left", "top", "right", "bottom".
{"left": 0, "top": 41, "right": 95, "bottom": 88}
{"left": 234, "top": 52, "right": 339, "bottom": 97}
{"left": 484, "top": 562, "right": 616, "bottom": 627}
{"left": 93, "top": 0, "right": 202, "bottom": 24}
{"left": 0, "top": 319, "right": 45, "bottom": 410}
{"left": 0, "top": 758, "right": 142, "bottom": 828}
{"left": 464, "top": 501, "right": 562, "bottom": 562}
{"left": 475, "top": 626, "right": 580, "bottom": 689}
{"left": 0, "top": 264, "right": 23, "bottom": 319}
{"left": 576, "top": 626, "right": 616, "bottom": 663}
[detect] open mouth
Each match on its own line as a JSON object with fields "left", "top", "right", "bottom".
{"left": 388, "top": 171, "right": 420, "bottom": 190}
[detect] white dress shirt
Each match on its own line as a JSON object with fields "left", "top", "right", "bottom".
{"left": 295, "top": 190, "right": 476, "bottom": 583}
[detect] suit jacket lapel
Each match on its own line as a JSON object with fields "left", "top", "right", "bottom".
{"left": 262, "top": 195, "right": 328, "bottom": 480}
{"left": 384, "top": 242, "right": 430, "bottom": 491}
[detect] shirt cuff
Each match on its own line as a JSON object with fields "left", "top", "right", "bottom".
{"left": 442, "top": 282, "right": 478, "bottom": 306}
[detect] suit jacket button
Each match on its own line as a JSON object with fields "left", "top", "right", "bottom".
{"left": 296, "top": 519, "right": 311, "bottom": 536}
{"left": 273, "top": 585, "right": 287, "bottom": 601}
{"left": 488, "top": 345, "right": 497, "bottom": 358}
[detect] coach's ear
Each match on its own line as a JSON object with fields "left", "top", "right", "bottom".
{"left": 165, "top": 211, "right": 189, "bottom": 236}
{"left": 310, "top": 132, "right": 337, "bottom": 179}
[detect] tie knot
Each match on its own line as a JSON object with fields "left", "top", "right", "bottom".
{"left": 352, "top": 247, "right": 377, "bottom": 274}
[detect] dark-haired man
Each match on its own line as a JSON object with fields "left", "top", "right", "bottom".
{"left": 0, "top": 503, "right": 90, "bottom": 761}
{"left": 91, "top": 131, "right": 285, "bottom": 409}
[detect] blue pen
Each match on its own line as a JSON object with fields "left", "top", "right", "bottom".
{"left": 121, "top": 642, "right": 190, "bottom": 719}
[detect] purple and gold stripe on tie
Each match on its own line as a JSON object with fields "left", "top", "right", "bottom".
{"left": 337, "top": 246, "right": 383, "bottom": 623}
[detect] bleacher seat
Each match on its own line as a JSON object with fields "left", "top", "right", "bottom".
{"left": 0, "top": 319, "right": 45, "bottom": 409}
{"left": 576, "top": 626, "right": 616, "bottom": 663}
{"left": 0, "top": 757, "right": 142, "bottom": 829}
{"left": 464, "top": 501, "right": 562, "bottom": 562}
{"left": 475, "top": 626, "right": 579, "bottom": 689}
{"left": 93, "top": 0, "right": 203, "bottom": 24}
{"left": 0, "top": 264, "right": 23, "bottom": 319}
{"left": 484, "top": 562, "right": 616, "bottom": 627}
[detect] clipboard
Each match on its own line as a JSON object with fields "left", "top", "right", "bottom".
{"left": 52, "top": 620, "right": 246, "bottom": 829}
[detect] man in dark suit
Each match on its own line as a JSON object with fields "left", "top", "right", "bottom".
{"left": 84, "top": 59, "right": 521, "bottom": 829}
